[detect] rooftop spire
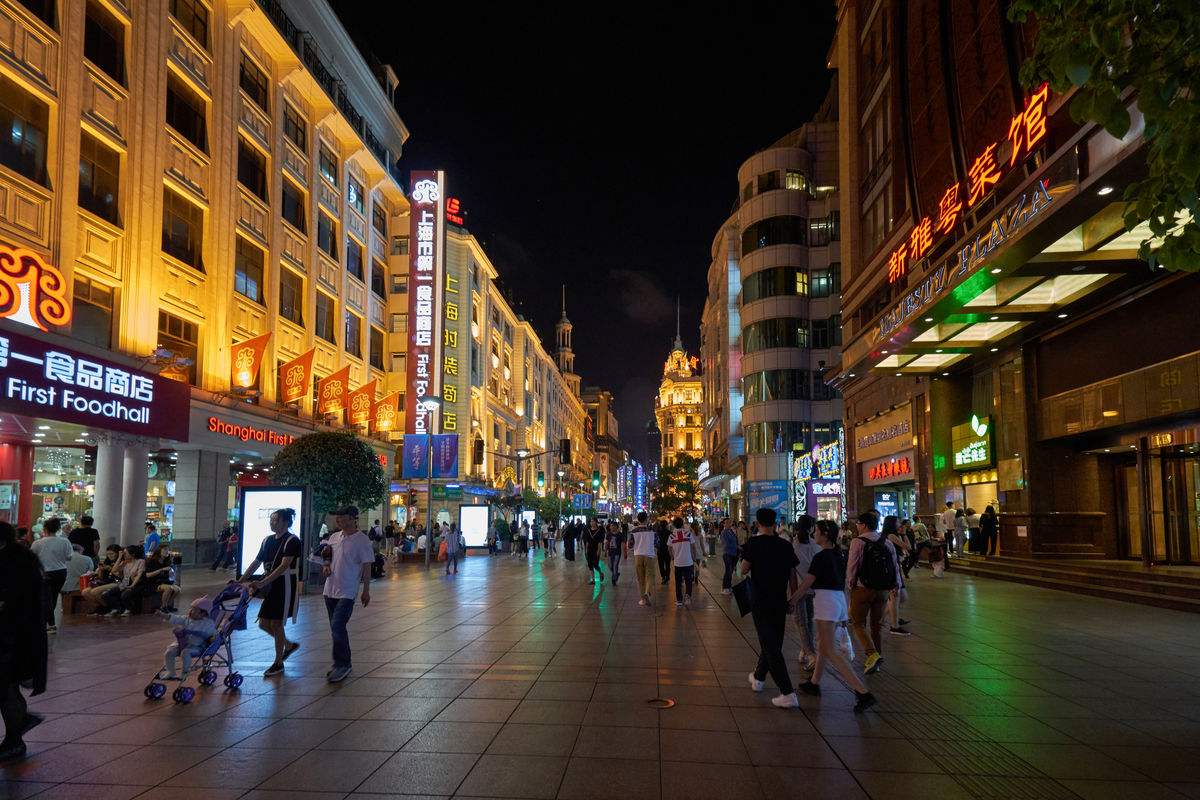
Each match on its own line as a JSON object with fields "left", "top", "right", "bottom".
{"left": 560, "top": 284, "right": 568, "bottom": 321}
{"left": 673, "top": 297, "right": 683, "bottom": 351}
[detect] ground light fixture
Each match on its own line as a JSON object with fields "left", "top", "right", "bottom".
{"left": 1097, "top": 186, "right": 1114, "bottom": 195}
{"left": 1057, "top": 312, "right": 1068, "bottom": 318}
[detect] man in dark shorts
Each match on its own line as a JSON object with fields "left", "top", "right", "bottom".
{"left": 241, "top": 508, "right": 302, "bottom": 677}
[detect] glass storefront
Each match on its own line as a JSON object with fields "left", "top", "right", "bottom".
{"left": 1116, "top": 443, "right": 1200, "bottom": 564}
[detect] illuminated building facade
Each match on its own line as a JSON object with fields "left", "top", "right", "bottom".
{"left": 831, "top": 0, "right": 1200, "bottom": 564}
{"left": 0, "top": 0, "right": 408, "bottom": 558}
{"left": 581, "top": 386, "right": 624, "bottom": 510}
{"left": 655, "top": 331, "right": 704, "bottom": 468}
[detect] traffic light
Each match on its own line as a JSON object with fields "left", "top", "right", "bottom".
{"left": 591, "top": 470, "right": 600, "bottom": 490}
{"left": 559, "top": 438, "right": 571, "bottom": 464}
{"left": 537, "top": 470, "right": 545, "bottom": 488}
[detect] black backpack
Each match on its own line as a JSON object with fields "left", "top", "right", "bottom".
{"left": 859, "top": 536, "right": 897, "bottom": 590}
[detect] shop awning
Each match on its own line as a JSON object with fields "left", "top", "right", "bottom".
{"left": 699, "top": 474, "right": 731, "bottom": 492}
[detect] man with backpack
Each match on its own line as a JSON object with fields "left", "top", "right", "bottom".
{"left": 845, "top": 511, "right": 902, "bottom": 676}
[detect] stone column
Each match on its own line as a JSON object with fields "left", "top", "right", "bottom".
{"left": 91, "top": 433, "right": 127, "bottom": 551}
{"left": 173, "top": 450, "right": 230, "bottom": 565}
{"left": 120, "top": 440, "right": 151, "bottom": 546}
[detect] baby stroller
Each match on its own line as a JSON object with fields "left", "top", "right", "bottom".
{"left": 144, "top": 581, "right": 251, "bottom": 703}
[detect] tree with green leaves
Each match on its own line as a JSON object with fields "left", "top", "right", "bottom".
{"left": 650, "top": 454, "right": 701, "bottom": 519}
{"left": 270, "top": 432, "right": 389, "bottom": 522}
{"left": 1009, "top": 0, "right": 1200, "bottom": 270}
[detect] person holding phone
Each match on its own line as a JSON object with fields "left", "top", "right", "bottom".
{"left": 320, "top": 506, "right": 373, "bottom": 683}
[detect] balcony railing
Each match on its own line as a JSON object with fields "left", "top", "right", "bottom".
{"left": 256, "top": 0, "right": 396, "bottom": 178}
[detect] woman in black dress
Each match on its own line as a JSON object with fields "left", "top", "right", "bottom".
{"left": 242, "top": 508, "right": 302, "bottom": 677}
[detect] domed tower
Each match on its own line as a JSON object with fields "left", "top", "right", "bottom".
{"left": 654, "top": 299, "right": 704, "bottom": 467}
{"left": 555, "top": 285, "right": 581, "bottom": 397}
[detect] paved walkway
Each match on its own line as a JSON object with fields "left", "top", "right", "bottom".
{"left": 4, "top": 551, "right": 1200, "bottom": 800}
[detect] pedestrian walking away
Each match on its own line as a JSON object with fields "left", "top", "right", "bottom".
{"left": 0, "top": 520, "right": 47, "bottom": 761}
{"left": 937, "top": 502, "right": 957, "bottom": 557}
{"left": 319, "top": 506, "right": 374, "bottom": 683}
{"left": 845, "top": 511, "right": 902, "bottom": 676}
{"left": 583, "top": 518, "right": 605, "bottom": 583}
{"left": 30, "top": 518, "right": 72, "bottom": 633}
{"left": 655, "top": 519, "right": 672, "bottom": 584}
{"left": 605, "top": 521, "right": 626, "bottom": 585}
{"left": 445, "top": 521, "right": 462, "bottom": 575}
{"left": 666, "top": 517, "right": 704, "bottom": 607}
{"left": 980, "top": 505, "right": 999, "bottom": 556}
{"left": 211, "top": 523, "right": 237, "bottom": 570}
{"left": 793, "top": 519, "right": 876, "bottom": 712}
{"left": 740, "top": 507, "right": 801, "bottom": 708}
{"left": 627, "top": 512, "right": 658, "bottom": 605}
{"left": 881, "top": 516, "right": 911, "bottom": 636}
{"left": 790, "top": 515, "right": 821, "bottom": 671}
{"left": 719, "top": 517, "right": 738, "bottom": 594}
{"left": 241, "top": 508, "right": 302, "bottom": 677}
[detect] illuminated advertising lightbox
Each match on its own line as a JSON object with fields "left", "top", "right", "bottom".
{"left": 459, "top": 505, "right": 489, "bottom": 548}
{"left": 237, "top": 486, "right": 306, "bottom": 578}
{"left": 405, "top": 170, "right": 446, "bottom": 438}
{"left": 952, "top": 415, "right": 994, "bottom": 471}
{"left": 521, "top": 510, "right": 537, "bottom": 536}
{"left": 0, "top": 326, "right": 190, "bottom": 441}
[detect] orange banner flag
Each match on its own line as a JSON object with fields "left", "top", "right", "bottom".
{"left": 230, "top": 332, "right": 272, "bottom": 390}
{"left": 346, "top": 379, "right": 377, "bottom": 426}
{"left": 373, "top": 391, "right": 402, "bottom": 432}
{"left": 278, "top": 348, "right": 315, "bottom": 404}
{"left": 317, "top": 365, "right": 352, "bottom": 416}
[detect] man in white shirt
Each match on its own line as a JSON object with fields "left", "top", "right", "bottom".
{"left": 666, "top": 517, "right": 704, "bottom": 608}
{"left": 627, "top": 511, "right": 659, "bottom": 606}
{"left": 31, "top": 518, "right": 73, "bottom": 633}
{"left": 320, "top": 506, "right": 374, "bottom": 683}
{"left": 937, "top": 502, "right": 958, "bottom": 555}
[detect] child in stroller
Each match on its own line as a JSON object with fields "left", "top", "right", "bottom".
{"left": 145, "top": 582, "right": 251, "bottom": 703}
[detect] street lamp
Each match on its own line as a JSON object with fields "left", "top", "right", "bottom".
{"left": 419, "top": 397, "right": 441, "bottom": 569}
{"left": 556, "top": 469, "right": 565, "bottom": 522}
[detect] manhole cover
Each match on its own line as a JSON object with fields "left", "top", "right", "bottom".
{"left": 647, "top": 697, "right": 675, "bottom": 709}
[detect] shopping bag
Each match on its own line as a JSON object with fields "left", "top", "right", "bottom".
{"left": 731, "top": 578, "right": 753, "bottom": 617}
{"left": 835, "top": 622, "right": 855, "bottom": 660}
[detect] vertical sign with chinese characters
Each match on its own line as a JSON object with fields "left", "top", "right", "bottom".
{"left": 405, "top": 170, "right": 446, "bottom": 438}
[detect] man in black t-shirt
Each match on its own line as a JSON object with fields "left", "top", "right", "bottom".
{"left": 68, "top": 515, "right": 100, "bottom": 561}
{"left": 740, "top": 507, "right": 800, "bottom": 708}
{"left": 241, "top": 508, "right": 302, "bottom": 677}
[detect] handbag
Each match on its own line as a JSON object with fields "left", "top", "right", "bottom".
{"left": 731, "top": 578, "right": 753, "bottom": 617}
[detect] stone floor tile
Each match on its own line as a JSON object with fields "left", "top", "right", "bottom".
{"left": 402, "top": 721, "right": 501, "bottom": 754}
{"left": 456, "top": 754, "right": 567, "bottom": 799}
{"left": 67, "top": 745, "right": 224, "bottom": 786}
{"left": 163, "top": 747, "right": 306, "bottom": 788}
{"left": 354, "top": 751, "right": 478, "bottom": 795}
{"left": 256, "top": 748, "right": 392, "bottom": 792}
{"left": 556, "top": 757, "right": 659, "bottom": 800}
{"left": 433, "top": 698, "right": 520, "bottom": 723}
{"left": 485, "top": 723, "right": 579, "bottom": 757}
{"left": 739, "top": 732, "right": 842, "bottom": 768}
{"left": 660, "top": 762, "right": 762, "bottom": 800}
{"left": 1002, "top": 742, "right": 1151, "bottom": 781}
{"left": 509, "top": 700, "right": 589, "bottom": 726}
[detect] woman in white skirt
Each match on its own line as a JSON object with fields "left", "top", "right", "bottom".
{"left": 791, "top": 519, "right": 877, "bottom": 713}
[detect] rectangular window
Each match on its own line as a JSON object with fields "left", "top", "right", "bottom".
{"left": 757, "top": 171, "right": 779, "bottom": 193}
{"left": 157, "top": 310, "right": 198, "bottom": 385}
{"left": 279, "top": 267, "right": 303, "bottom": 326}
{"left": 390, "top": 274, "right": 407, "bottom": 294}
{"left": 811, "top": 268, "right": 841, "bottom": 298}
{"left": 370, "top": 259, "right": 385, "bottom": 298}
{"left": 741, "top": 183, "right": 752, "bottom": 202}
{"left": 344, "top": 311, "right": 362, "bottom": 358}
{"left": 283, "top": 103, "right": 306, "bottom": 151}
{"left": 281, "top": 179, "right": 305, "bottom": 232}
{"left": 166, "top": 75, "right": 206, "bottom": 151}
{"left": 17, "top": 0, "right": 54, "bottom": 27}
{"left": 317, "top": 212, "right": 337, "bottom": 260}
{"left": 78, "top": 131, "right": 120, "bottom": 225}
{"left": 391, "top": 352, "right": 405, "bottom": 374}
{"left": 369, "top": 327, "right": 384, "bottom": 370}
{"left": 236, "top": 138, "right": 267, "bottom": 200}
{"left": 0, "top": 74, "right": 49, "bottom": 185}
{"left": 161, "top": 189, "right": 204, "bottom": 271}
{"left": 785, "top": 170, "right": 807, "bottom": 191}
{"left": 371, "top": 202, "right": 386, "bottom": 236}
{"left": 318, "top": 144, "right": 337, "bottom": 185}
{"left": 233, "top": 236, "right": 264, "bottom": 304}
{"left": 169, "top": 0, "right": 209, "bottom": 48}
{"left": 345, "top": 238, "right": 363, "bottom": 280}
{"left": 238, "top": 53, "right": 268, "bottom": 113}
{"left": 71, "top": 275, "right": 114, "bottom": 349}
{"left": 84, "top": 0, "right": 124, "bottom": 84}
{"left": 315, "top": 292, "right": 335, "bottom": 344}
{"left": 347, "top": 176, "right": 365, "bottom": 215}
{"left": 390, "top": 312, "right": 407, "bottom": 333}
{"left": 392, "top": 235, "right": 408, "bottom": 256}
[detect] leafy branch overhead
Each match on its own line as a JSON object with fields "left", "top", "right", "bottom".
{"left": 650, "top": 454, "right": 701, "bottom": 519}
{"left": 1009, "top": 0, "right": 1200, "bottom": 271}
{"left": 271, "top": 432, "right": 389, "bottom": 518}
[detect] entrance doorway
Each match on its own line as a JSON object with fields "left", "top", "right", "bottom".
{"left": 1117, "top": 445, "right": 1200, "bottom": 564}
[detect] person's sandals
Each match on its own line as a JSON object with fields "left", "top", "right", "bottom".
{"left": 282, "top": 642, "right": 300, "bottom": 661}
{"left": 263, "top": 663, "right": 284, "bottom": 677}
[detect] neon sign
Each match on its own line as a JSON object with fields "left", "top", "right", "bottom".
{"left": 887, "top": 83, "right": 1049, "bottom": 285}
{"left": 446, "top": 197, "right": 465, "bottom": 226}
{"left": 406, "top": 170, "right": 446, "bottom": 437}
{"left": 951, "top": 414, "right": 994, "bottom": 471}
{"left": 0, "top": 245, "right": 71, "bottom": 331}
{"left": 868, "top": 456, "right": 912, "bottom": 481}
{"left": 208, "top": 416, "right": 295, "bottom": 446}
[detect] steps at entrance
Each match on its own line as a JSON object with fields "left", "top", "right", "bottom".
{"left": 948, "top": 556, "right": 1200, "bottom": 613}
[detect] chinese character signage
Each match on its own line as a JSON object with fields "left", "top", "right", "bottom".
{"left": 230, "top": 332, "right": 271, "bottom": 389}
{"left": 885, "top": 83, "right": 1049, "bottom": 286}
{"left": 0, "top": 245, "right": 71, "bottom": 331}
{"left": 748, "top": 480, "right": 790, "bottom": 525}
{"left": 279, "top": 348, "right": 314, "bottom": 404}
{"left": 402, "top": 433, "right": 459, "bottom": 479}
{"left": 0, "top": 326, "right": 189, "bottom": 440}
{"left": 432, "top": 434, "right": 458, "bottom": 478}
{"left": 952, "top": 415, "right": 993, "bottom": 471}
{"left": 405, "top": 170, "right": 446, "bottom": 438}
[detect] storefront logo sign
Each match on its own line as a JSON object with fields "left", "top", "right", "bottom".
{"left": 207, "top": 416, "right": 295, "bottom": 446}
{"left": 951, "top": 414, "right": 994, "bottom": 471}
{"left": 878, "top": 178, "right": 1055, "bottom": 341}
{"left": 0, "top": 328, "right": 188, "bottom": 440}
{"left": 0, "top": 245, "right": 71, "bottom": 331}
{"left": 406, "top": 170, "right": 446, "bottom": 437}
{"left": 812, "top": 481, "right": 841, "bottom": 496}
{"left": 868, "top": 456, "right": 912, "bottom": 481}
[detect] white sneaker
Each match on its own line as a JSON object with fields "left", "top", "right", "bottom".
{"left": 637, "top": 598, "right": 646, "bottom": 606}
{"left": 748, "top": 673, "right": 764, "bottom": 692}
{"left": 675, "top": 601, "right": 683, "bottom": 608}
{"left": 771, "top": 692, "right": 799, "bottom": 708}
{"left": 721, "top": 588, "right": 731, "bottom": 595}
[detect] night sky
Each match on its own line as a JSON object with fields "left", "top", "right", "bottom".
{"left": 330, "top": 3, "right": 837, "bottom": 463}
